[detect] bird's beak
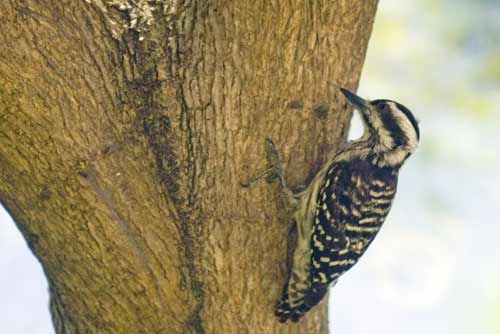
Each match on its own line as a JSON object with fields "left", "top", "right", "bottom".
{"left": 340, "top": 88, "right": 369, "bottom": 112}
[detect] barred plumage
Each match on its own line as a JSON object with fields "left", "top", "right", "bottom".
{"left": 272, "top": 88, "right": 419, "bottom": 323}
{"left": 275, "top": 155, "right": 400, "bottom": 322}
{"left": 243, "top": 87, "right": 419, "bottom": 323}
{"left": 311, "top": 158, "right": 396, "bottom": 278}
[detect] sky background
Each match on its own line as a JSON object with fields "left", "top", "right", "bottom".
{"left": 334, "top": 0, "right": 500, "bottom": 333}
{"left": 1, "top": 0, "right": 500, "bottom": 333}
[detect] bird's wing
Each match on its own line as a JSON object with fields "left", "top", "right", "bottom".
{"left": 310, "top": 158, "right": 396, "bottom": 288}
{"left": 309, "top": 161, "right": 355, "bottom": 287}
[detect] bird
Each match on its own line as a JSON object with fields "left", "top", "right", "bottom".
{"left": 243, "top": 87, "right": 420, "bottom": 322}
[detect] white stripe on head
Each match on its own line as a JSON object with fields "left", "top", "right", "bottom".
{"left": 374, "top": 102, "right": 419, "bottom": 167}
{"left": 368, "top": 108, "right": 394, "bottom": 151}
{"left": 387, "top": 102, "right": 419, "bottom": 152}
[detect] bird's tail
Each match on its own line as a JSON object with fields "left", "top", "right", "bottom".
{"left": 275, "top": 283, "right": 328, "bottom": 322}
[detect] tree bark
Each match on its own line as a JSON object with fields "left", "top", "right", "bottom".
{"left": 0, "top": 1, "right": 377, "bottom": 333}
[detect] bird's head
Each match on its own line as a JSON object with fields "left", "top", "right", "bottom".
{"left": 340, "top": 87, "right": 420, "bottom": 166}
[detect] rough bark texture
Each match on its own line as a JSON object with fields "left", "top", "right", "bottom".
{"left": 0, "top": 1, "right": 377, "bottom": 333}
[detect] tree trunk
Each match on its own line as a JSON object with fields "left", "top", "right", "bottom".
{"left": 0, "top": 1, "right": 377, "bottom": 333}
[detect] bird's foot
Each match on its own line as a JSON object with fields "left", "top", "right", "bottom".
{"left": 241, "top": 138, "right": 298, "bottom": 208}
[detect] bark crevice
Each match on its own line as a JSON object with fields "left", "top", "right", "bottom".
{"left": 130, "top": 33, "right": 207, "bottom": 332}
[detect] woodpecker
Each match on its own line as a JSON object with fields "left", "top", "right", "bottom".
{"left": 243, "top": 87, "right": 419, "bottom": 322}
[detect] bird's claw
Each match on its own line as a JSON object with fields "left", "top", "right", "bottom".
{"left": 241, "top": 138, "right": 285, "bottom": 188}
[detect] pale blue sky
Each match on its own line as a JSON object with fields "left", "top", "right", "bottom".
{"left": 332, "top": 1, "right": 500, "bottom": 333}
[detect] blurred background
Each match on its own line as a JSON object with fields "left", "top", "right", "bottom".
{"left": 336, "top": 0, "right": 500, "bottom": 333}
{"left": 1, "top": 0, "right": 499, "bottom": 333}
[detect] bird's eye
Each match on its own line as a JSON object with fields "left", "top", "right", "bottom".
{"left": 379, "top": 103, "right": 388, "bottom": 112}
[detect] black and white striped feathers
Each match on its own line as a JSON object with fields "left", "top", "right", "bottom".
{"left": 275, "top": 88, "right": 419, "bottom": 322}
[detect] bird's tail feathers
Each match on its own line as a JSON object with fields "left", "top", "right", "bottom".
{"left": 275, "top": 285, "right": 328, "bottom": 322}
